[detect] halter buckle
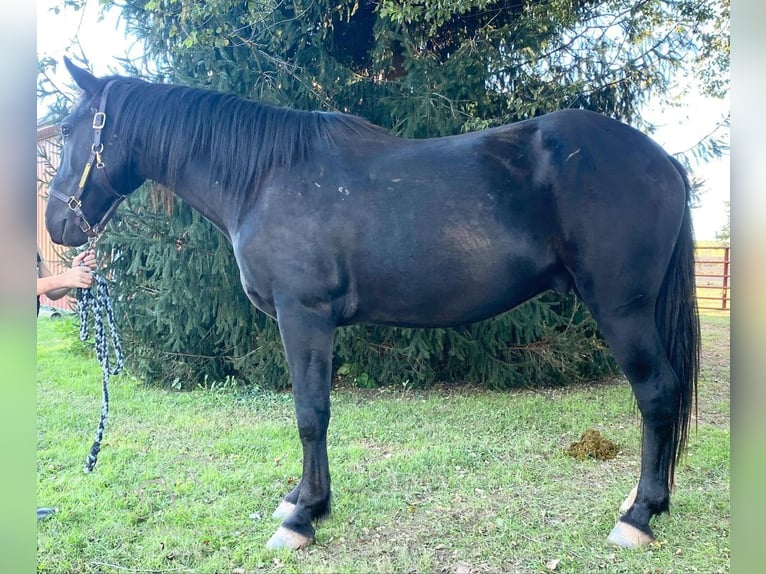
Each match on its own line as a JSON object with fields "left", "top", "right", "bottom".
{"left": 67, "top": 196, "right": 82, "bottom": 210}
{"left": 78, "top": 218, "right": 93, "bottom": 233}
{"left": 92, "top": 112, "right": 106, "bottom": 129}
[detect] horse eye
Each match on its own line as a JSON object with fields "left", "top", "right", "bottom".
{"left": 61, "top": 124, "right": 72, "bottom": 138}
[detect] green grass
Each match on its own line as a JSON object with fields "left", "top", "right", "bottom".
{"left": 37, "top": 313, "right": 729, "bottom": 573}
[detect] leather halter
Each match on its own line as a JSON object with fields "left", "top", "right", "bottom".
{"left": 49, "top": 80, "right": 127, "bottom": 236}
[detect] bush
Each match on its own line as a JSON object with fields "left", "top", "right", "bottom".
{"left": 333, "top": 293, "right": 617, "bottom": 390}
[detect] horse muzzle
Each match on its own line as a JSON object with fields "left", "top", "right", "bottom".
{"left": 48, "top": 186, "right": 99, "bottom": 235}
{"left": 47, "top": 185, "right": 126, "bottom": 245}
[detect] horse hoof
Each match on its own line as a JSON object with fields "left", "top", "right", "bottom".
{"left": 272, "top": 500, "right": 296, "bottom": 520}
{"left": 607, "top": 520, "right": 654, "bottom": 548}
{"left": 619, "top": 485, "right": 638, "bottom": 514}
{"left": 265, "top": 526, "right": 314, "bottom": 550}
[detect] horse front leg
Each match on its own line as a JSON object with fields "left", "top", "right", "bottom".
{"left": 266, "top": 301, "right": 334, "bottom": 550}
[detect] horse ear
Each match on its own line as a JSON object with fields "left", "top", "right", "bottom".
{"left": 63, "top": 56, "right": 102, "bottom": 95}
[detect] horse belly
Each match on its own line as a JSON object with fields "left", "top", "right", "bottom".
{"left": 347, "top": 240, "right": 556, "bottom": 328}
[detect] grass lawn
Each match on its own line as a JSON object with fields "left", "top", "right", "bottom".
{"left": 37, "top": 311, "right": 729, "bottom": 573}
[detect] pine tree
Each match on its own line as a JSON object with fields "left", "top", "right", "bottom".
{"left": 81, "top": 0, "right": 727, "bottom": 389}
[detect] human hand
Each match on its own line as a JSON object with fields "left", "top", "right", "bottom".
{"left": 59, "top": 265, "right": 94, "bottom": 290}
{"left": 72, "top": 249, "right": 97, "bottom": 272}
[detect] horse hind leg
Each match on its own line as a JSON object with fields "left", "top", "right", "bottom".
{"left": 585, "top": 304, "right": 682, "bottom": 548}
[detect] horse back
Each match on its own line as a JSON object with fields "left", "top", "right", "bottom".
{"left": 234, "top": 109, "right": 685, "bottom": 327}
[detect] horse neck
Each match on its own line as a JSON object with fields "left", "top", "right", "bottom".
{"left": 167, "top": 165, "right": 237, "bottom": 240}
{"left": 134, "top": 131, "right": 242, "bottom": 239}
{"left": 122, "top": 81, "right": 313, "bottom": 237}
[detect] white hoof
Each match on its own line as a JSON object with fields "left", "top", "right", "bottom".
{"left": 607, "top": 520, "right": 654, "bottom": 548}
{"left": 619, "top": 485, "right": 638, "bottom": 514}
{"left": 265, "top": 526, "right": 313, "bottom": 550}
{"left": 272, "top": 500, "right": 296, "bottom": 520}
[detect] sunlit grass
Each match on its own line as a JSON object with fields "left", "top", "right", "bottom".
{"left": 38, "top": 313, "right": 729, "bottom": 573}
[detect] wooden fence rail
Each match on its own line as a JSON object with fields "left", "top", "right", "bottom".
{"left": 695, "top": 245, "right": 731, "bottom": 311}
{"left": 37, "top": 125, "right": 76, "bottom": 313}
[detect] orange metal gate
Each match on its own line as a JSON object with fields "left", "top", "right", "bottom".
{"left": 694, "top": 245, "right": 731, "bottom": 311}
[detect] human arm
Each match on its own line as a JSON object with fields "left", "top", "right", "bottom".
{"left": 36, "top": 250, "right": 96, "bottom": 300}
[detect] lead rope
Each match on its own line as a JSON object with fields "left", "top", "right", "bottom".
{"left": 76, "top": 270, "right": 124, "bottom": 473}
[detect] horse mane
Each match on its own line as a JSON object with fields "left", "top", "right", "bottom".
{"left": 107, "top": 77, "right": 389, "bottom": 196}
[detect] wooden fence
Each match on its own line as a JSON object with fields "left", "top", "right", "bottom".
{"left": 37, "top": 125, "right": 75, "bottom": 313}
{"left": 695, "top": 245, "right": 731, "bottom": 311}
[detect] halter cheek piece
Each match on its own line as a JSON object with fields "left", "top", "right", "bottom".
{"left": 48, "top": 80, "right": 127, "bottom": 236}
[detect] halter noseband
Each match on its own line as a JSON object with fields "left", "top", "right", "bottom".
{"left": 49, "top": 80, "right": 127, "bottom": 236}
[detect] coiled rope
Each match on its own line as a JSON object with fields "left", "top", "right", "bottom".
{"left": 76, "top": 271, "right": 124, "bottom": 473}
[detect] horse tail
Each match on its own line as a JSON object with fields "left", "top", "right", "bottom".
{"left": 657, "top": 155, "right": 701, "bottom": 488}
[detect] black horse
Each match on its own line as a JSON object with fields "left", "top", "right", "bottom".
{"left": 46, "top": 58, "right": 699, "bottom": 550}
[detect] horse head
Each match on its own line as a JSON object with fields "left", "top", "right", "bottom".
{"left": 45, "top": 57, "right": 144, "bottom": 247}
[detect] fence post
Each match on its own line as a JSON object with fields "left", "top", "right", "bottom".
{"left": 721, "top": 246, "right": 730, "bottom": 310}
